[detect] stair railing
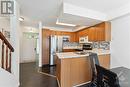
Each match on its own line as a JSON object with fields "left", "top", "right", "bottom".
{"left": 0, "top": 31, "right": 14, "bottom": 72}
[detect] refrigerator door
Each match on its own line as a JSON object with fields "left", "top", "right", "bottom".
{"left": 50, "top": 35, "right": 57, "bottom": 65}
{"left": 57, "top": 36, "right": 63, "bottom": 52}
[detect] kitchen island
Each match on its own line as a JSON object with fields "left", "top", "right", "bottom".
{"left": 56, "top": 49, "right": 110, "bottom": 87}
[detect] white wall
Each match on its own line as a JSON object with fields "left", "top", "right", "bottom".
{"left": 111, "top": 14, "right": 130, "bottom": 69}
{"left": 0, "top": 18, "right": 10, "bottom": 32}
{"left": 10, "top": 0, "right": 21, "bottom": 85}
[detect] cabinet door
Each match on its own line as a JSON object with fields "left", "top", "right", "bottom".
{"left": 105, "top": 22, "right": 111, "bottom": 41}
{"left": 96, "top": 22, "right": 111, "bottom": 41}
{"left": 88, "top": 27, "right": 96, "bottom": 41}
{"left": 56, "top": 57, "right": 61, "bottom": 84}
{"left": 63, "top": 49, "right": 76, "bottom": 52}
{"left": 69, "top": 32, "right": 74, "bottom": 42}
{"left": 95, "top": 27, "right": 105, "bottom": 41}
{"left": 72, "top": 32, "right": 77, "bottom": 42}
{"left": 98, "top": 54, "right": 110, "bottom": 69}
{"left": 75, "top": 32, "right": 79, "bottom": 42}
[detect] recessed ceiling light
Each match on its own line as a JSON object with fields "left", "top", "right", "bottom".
{"left": 56, "top": 20, "right": 76, "bottom": 27}
{"left": 19, "top": 17, "right": 24, "bottom": 21}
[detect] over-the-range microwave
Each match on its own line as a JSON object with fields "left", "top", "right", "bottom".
{"left": 79, "top": 36, "right": 88, "bottom": 43}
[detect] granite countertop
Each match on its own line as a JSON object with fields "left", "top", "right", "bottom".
{"left": 56, "top": 49, "right": 110, "bottom": 59}
{"left": 63, "top": 46, "right": 82, "bottom": 50}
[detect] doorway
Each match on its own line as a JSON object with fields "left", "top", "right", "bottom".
{"left": 20, "top": 32, "right": 39, "bottom": 66}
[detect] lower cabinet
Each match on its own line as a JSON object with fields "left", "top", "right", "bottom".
{"left": 56, "top": 57, "right": 92, "bottom": 87}
{"left": 98, "top": 54, "right": 110, "bottom": 69}
{"left": 62, "top": 49, "right": 76, "bottom": 52}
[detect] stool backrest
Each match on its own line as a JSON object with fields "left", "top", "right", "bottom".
{"left": 89, "top": 53, "right": 100, "bottom": 81}
{"left": 96, "top": 65, "right": 120, "bottom": 87}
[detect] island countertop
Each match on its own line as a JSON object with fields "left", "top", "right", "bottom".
{"left": 56, "top": 49, "right": 110, "bottom": 59}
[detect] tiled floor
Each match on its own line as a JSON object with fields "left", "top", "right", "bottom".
{"left": 20, "top": 62, "right": 58, "bottom": 87}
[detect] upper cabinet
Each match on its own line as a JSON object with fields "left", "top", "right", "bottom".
{"left": 76, "top": 22, "right": 111, "bottom": 42}
{"left": 104, "top": 22, "right": 111, "bottom": 41}
{"left": 49, "top": 30, "right": 76, "bottom": 42}
{"left": 93, "top": 22, "right": 111, "bottom": 41}
{"left": 43, "top": 22, "right": 111, "bottom": 43}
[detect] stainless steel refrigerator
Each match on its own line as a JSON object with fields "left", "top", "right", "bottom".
{"left": 49, "top": 35, "right": 63, "bottom": 65}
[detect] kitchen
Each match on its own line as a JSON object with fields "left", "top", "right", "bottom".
{"left": 0, "top": 0, "right": 130, "bottom": 87}
{"left": 42, "top": 22, "right": 111, "bottom": 87}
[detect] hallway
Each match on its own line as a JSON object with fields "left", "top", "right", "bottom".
{"left": 20, "top": 62, "right": 58, "bottom": 87}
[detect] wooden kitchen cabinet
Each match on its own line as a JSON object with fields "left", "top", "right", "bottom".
{"left": 96, "top": 27, "right": 105, "bottom": 41}
{"left": 62, "top": 49, "right": 76, "bottom": 52}
{"left": 56, "top": 57, "right": 92, "bottom": 87}
{"left": 96, "top": 22, "right": 111, "bottom": 41}
{"left": 104, "top": 22, "right": 111, "bottom": 41}
{"left": 93, "top": 22, "right": 111, "bottom": 41}
{"left": 76, "top": 22, "right": 111, "bottom": 42}
{"left": 89, "top": 27, "right": 105, "bottom": 41}
{"left": 50, "top": 31, "right": 76, "bottom": 42}
{"left": 42, "top": 29, "right": 50, "bottom": 65}
{"left": 88, "top": 27, "right": 96, "bottom": 41}
{"left": 75, "top": 32, "right": 80, "bottom": 42}
{"left": 98, "top": 54, "right": 110, "bottom": 69}
{"left": 69, "top": 32, "right": 76, "bottom": 42}
{"left": 56, "top": 54, "right": 110, "bottom": 87}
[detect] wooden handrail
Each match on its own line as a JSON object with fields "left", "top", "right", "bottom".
{"left": 0, "top": 31, "right": 14, "bottom": 72}
{"left": 0, "top": 32, "right": 14, "bottom": 52}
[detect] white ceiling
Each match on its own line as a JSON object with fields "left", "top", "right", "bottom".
{"left": 64, "top": 0, "right": 130, "bottom": 13}
{"left": 18, "top": 0, "right": 61, "bottom": 28}
{"left": 58, "top": 13, "right": 102, "bottom": 26}
{"left": 18, "top": 0, "right": 130, "bottom": 31}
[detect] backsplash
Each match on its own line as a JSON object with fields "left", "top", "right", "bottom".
{"left": 63, "top": 41, "right": 110, "bottom": 50}
{"left": 92, "top": 41, "right": 110, "bottom": 50}
{"left": 63, "top": 42, "right": 81, "bottom": 47}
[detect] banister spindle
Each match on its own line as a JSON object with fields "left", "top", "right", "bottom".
{"left": 9, "top": 50, "right": 11, "bottom": 72}
{"left": 6, "top": 45, "right": 8, "bottom": 70}
{"left": 1, "top": 41, "right": 4, "bottom": 69}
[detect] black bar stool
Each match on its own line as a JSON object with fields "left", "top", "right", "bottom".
{"left": 79, "top": 53, "right": 120, "bottom": 87}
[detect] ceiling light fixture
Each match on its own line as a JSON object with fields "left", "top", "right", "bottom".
{"left": 56, "top": 20, "right": 76, "bottom": 27}
{"left": 19, "top": 17, "right": 24, "bottom": 21}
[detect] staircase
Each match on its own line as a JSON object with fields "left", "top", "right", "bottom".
{"left": 0, "top": 31, "right": 18, "bottom": 87}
